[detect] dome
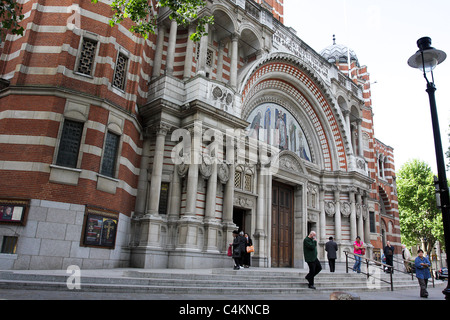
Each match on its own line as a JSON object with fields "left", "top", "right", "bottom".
{"left": 320, "top": 36, "right": 360, "bottom": 67}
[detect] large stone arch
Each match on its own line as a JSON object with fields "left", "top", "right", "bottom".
{"left": 239, "top": 52, "right": 350, "bottom": 172}
{"left": 210, "top": 6, "right": 238, "bottom": 36}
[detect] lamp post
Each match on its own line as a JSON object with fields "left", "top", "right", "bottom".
{"left": 408, "top": 36, "right": 450, "bottom": 300}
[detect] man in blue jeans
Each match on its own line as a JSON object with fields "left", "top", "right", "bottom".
{"left": 303, "top": 231, "right": 322, "bottom": 289}
{"left": 353, "top": 236, "right": 364, "bottom": 273}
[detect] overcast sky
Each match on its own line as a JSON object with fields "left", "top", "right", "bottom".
{"left": 284, "top": 0, "right": 450, "bottom": 175}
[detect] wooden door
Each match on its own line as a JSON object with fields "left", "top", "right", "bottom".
{"left": 271, "top": 182, "right": 294, "bottom": 267}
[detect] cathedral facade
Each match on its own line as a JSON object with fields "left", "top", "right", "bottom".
{"left": 0, "top": 0, "right": 399, "bottom": 270}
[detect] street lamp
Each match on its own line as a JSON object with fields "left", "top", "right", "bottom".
{"left": 408, "top": 36, "right": 450, "bottom": 300}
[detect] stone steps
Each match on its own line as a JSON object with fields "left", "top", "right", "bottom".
{"left": 0, "top": 268, "right": 419, "bottom": 295}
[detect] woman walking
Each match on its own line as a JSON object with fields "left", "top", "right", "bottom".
{"left": 414, "top": 249, "right": 431, "bottom": 298}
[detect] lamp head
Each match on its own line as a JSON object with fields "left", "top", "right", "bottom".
{"left": 408, "top": 37, "right": 446, "bottom": 73}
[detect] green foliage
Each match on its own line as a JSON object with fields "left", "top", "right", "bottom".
{"left": 397, "top": 159, "right": 444, "bottom": 254}
{"left": 91, "top": 0, "right": 214, "bottom": 42}
{"left": 0, "top": 0, "right": 25, "bottom": 43}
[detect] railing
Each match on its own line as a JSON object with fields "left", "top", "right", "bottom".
{"left": 344, "top": 251, "right": 436, "bottom": 291}
{"left": 344, "top": 251, "right": 394, "bottom": 291}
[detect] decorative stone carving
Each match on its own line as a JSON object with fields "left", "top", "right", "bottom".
{"left": 356, "top": 203, "right": 362, "bottom": 218}
{"left": 233, "top": 194, "right": 254, "bottom": 209}
{"left": 199, "top": 155, "right": 212, "bottom": 180}
{"left": 217, "top": 163, "right": 230, "bottom": 184}
{"left": 362, "top": 205, "right": 369, "bottom": 220}
{"left": 308, "top": 211, "right": 318, "bottom": 222}
{"left": 341, "top": 202, "right": 351, "bottom": 217}
{"left": 278, "top": 151, "right": 308, "bottom": 175}
{"left": 325, "top": 201, "right": 335, "bottom": 217}
{"left": 210, "top": 84, "right": 234, "bottom": 112}
{"left": 177, "top": 163, "right": 189, "bottom": 178}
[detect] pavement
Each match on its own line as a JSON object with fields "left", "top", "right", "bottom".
{"left": 0, "top": 282, "right": 448, "bottom": 300}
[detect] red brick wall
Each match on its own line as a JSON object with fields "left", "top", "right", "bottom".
{"left": 0, "top": 1, "right": 146, "bottom": 217}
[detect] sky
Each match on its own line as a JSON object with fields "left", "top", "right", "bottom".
{"left": 284, "top": 0, "right": 450, "bottom": 176}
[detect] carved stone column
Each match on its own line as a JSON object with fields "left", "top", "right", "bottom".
{"left": 196, "top": 22, "right": 209, "bottom": 76}
{"left": 229, "top": 33, "right": 239, "bottom": 89}
{"left": 349, "top": 188, "right": 357, "bottom": 241}
{"left": 204, "top": 160, "right": 220, "bottom": 253}
{"left": 152, "top": 25, "right": 166, "bottom": 79}
{"left": 135, "top": 137, "right": 151, "bottom": 215}
{"left": 334, "top": 187, "right": 341, "bottom": 242}
{"left": 183, "top": 24, "right": 196, "bottom": 80}
{"left": 357, "top": 119, "right": 364, "bottom": 157}
{"left": 356, "top": 192, "right": 364, "bottom": 240}
{"left": 166, "top": 19, "right": 178, "bottom": 76}
{"left": 253, "top": 163, "right": 266, "bottom": 265}
{"left": 146, "top": 124, "right": 170, "bottom": 216}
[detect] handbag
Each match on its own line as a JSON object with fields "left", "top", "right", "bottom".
{"left": 361, "top": 248, "right": 366, "bottom": 255}
{"left": 227, "top": 244, "right": 232, "bottom": 256}
{"left": 246, "top": 245, "right": 254, "bottom": 253}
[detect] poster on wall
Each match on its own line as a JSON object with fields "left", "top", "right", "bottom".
{"left": 0, "top": 198, "right": 30, "bottom": 225}
{"left": 81, "top": 206, "right": 119, "bottom": 249}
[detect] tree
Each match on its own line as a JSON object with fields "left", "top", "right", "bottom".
{"left": 0, "top": 0, "right": 25, "bottom": 43}
{"left": 91, "top": 0, "right": 214, "bottom": 42}
{"left": 397, "top": 159, "right": 444, "bottom": 255}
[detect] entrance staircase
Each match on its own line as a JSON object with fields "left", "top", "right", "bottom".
{"left": 0, "top": 266, "right": 419, "bottom": 295}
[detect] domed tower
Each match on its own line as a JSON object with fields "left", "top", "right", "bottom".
{"left": 320, "top": 35, "right": 360, "bottom": 80}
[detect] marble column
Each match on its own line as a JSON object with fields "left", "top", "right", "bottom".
{"left": 356, "top": 192, "right": 364, "bottom": 240}
{"left": 319, "top": 187, "right": 326, "bottom": 261}
{"left": 349, "top": 189, "right": 357, "bottom": 241}
{"left": 254, "top": 164, "right": 266, "bottom": 262}
{"left": 152, "top": 25, "right": 166, "bottom": 79}
{"left": 196, "top": 23, "right": 209, "bottom": 76}
{"left": 135, "top": 138, "right": 151, "bottom": 215}
{"left": 138, "top": 125, "right": 169, "bottom": 249}
{"left": 363, "top": 194, "right": 371, "bottom": 246}
{"left": 165, "top": 19, "right": 178, "bottom": 76}
{"left": 357, "top": 119, "right": 364, "bottom": 157}
{"left": 216, "top": 41, "right": 225, "bottom": 82}
{"left": 184, "top": 164, "right": 199, "bottom": 218}
{"left": 204, "top": 162, "right": 220, "bottom": 252}
{"left": 146, "top": 124, "right": 170, "bottom": 216}
{"left": 229, "top": 33, "right": 239, "bottom": 89}
{"left": 222, "top": 163, "right": 235, "bottom": 248}
{"left": 351, "top": 124, "right": 357, "bottom": 155}
{"left": 166, "top": 166, "right": 182, "bottom": 250}
{"left": 343, "top": 110, "right": 353, "bottom": 153}
{"left": 319, "top": 187, "right": 326, "bottom": 241}
{"left": 183, "top": 24, "right": 195, "bottom": 80}
{"left": 334, "top": 188, "right": 341, "bottom": 242}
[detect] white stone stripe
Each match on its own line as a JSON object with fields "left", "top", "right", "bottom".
{"left": 0, "top": 161, "right": 138, "bottom": 196}
{"left": 0, "top": 134, "right": 140, "bottom": 176}
{"left": 0, "top": 110, "right": 142, "bottom": 156}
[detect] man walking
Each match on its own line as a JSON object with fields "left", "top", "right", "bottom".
{"left": 325, "top": 236, "right": 338, "bottom": 272}
{"left": 304, "top": 231, "right": 322, "bottom": 289}
{"left": 384, "top": 241, "right": 395, "bottom": 273}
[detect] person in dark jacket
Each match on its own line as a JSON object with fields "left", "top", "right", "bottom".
{"left": 242, "top": 233, "right": 253, "bottom": 268}
{"left": 325, "top": 236, "right": 338, "bottom": 272}
{"left": 303, "top": 231, "right": 322, "bottom": 289}
{"left": 232, "top": 230, "right": 246, "bottom": 270}
{"left": 414, "top": 249, "right": 431, "bottom": 298}
{"left": 384, "top": 241, "right": 395, "bottom": 273}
